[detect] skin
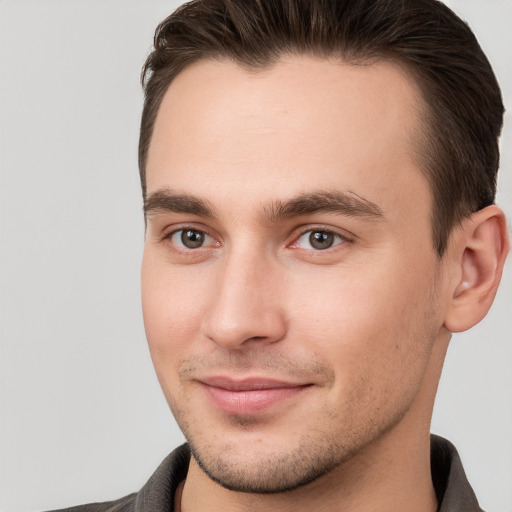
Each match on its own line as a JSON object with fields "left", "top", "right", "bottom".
{"left": 141, "top": 56, "right": 508, "bottom": 512}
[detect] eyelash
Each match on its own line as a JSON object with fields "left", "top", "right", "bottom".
{"left": 162, "top": 225, "right": 351, "bottom": 254}
{"left": 163, "top": 226, "right": 219, "bottom": 252}
{"left": 290, "top": 226, "right": 351, "bottom": 252}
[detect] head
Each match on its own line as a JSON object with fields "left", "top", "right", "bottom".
{"left": 139, "top": 0, "right": 508, "bottom": 496}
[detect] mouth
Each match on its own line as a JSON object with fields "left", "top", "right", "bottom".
{"left": 198, "top": 376, "right": 312, "bottom": 415}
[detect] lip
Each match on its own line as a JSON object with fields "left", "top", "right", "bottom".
{"left": 199, "top": 376, "right": 311, "bottom": 415}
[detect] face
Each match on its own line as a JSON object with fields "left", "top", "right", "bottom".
{"left": 142, "top": 56, "right": 447, "bottom": 493}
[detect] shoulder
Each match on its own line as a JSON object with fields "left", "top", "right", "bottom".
{"left": 431, "top": 435, "right": 485, "bottom": 512}
{"left": 44, "top": 444, "right": 191, "bottom": 512}
{"left": 47, "top": 493, "right": 137, "bottom": 512}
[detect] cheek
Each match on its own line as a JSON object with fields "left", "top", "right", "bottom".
{"left": 288, "top": 264, "right": 439, "bottom": 397}
{"left": 141, "top": 251, "right": 208, "bottom": 373}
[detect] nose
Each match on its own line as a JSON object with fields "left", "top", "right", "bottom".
{"left": 201, "top": 250, "right": 287, "bottom": 350}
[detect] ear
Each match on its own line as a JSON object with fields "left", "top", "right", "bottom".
{"left": 443, "top": 205, "right": 510, "bottom": 333}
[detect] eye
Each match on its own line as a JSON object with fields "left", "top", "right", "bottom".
{"left": 294, "top": 229, "right": 346, "bottom": 250}
{"left": 169, "top": 228, "right": 215, "bottom": 249}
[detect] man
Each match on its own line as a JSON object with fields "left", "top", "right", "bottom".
{"left": 54, "top": 0, "right": 508, "bottom": 510}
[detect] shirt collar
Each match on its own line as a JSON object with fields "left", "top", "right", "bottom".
{"left": 133, "top": 436, "right": 483, "bottom": 512}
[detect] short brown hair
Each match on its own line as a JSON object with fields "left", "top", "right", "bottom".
{"left": 139, "top": 0, "right": 504, "bottom": 255}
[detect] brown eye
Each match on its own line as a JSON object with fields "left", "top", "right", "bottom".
{"left": 294, "top": 229, "right": 346, "bottom": 251}
{"left": 181, "top": 229, "right": 205, "bottom": 248}
{"left": 309, "top": 231, "right": 335, "bottom": 250}
{"left": 170, "top": 229, "right": 210, "bottom": 249}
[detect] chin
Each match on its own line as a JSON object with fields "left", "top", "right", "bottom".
{"left": 191, "top": 440, "right": 337, "bottom": 494}
{"left": 188, "top": 434, "right": 345, "bottom": 494}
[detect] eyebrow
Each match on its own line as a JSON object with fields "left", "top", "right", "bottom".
{"left": 263, "top": 191, "right": 384, "bottom": 222}
{"left": 144, "top": 189, "right": 216, "bottom": 218}
{"left": 144, "top": 188, "right": 384, "bottom": 222}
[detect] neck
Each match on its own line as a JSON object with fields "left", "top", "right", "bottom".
{"left": 180, "top": 333, "right": 449, "bottom": 512}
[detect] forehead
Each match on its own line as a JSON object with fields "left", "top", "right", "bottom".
{"left": 146, "top": 56, "right": 430, "bottom": 226}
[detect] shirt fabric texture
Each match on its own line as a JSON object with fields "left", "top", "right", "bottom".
{"left": 49, "top": 435, "right": 483, "bottom": 512}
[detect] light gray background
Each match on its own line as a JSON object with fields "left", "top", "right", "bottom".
{"left": 0, "top": 1, "right": 510, "bottom": 511}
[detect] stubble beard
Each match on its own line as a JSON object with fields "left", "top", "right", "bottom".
{"left": 189, "top": 432, "right": 346, "bottom": 493}
{"left": 173, "top": 402, "right": 411, "bottom": 495}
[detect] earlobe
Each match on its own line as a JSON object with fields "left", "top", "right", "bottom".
{"left": 444, "top": 205, "right": 509, "bottom": 333}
